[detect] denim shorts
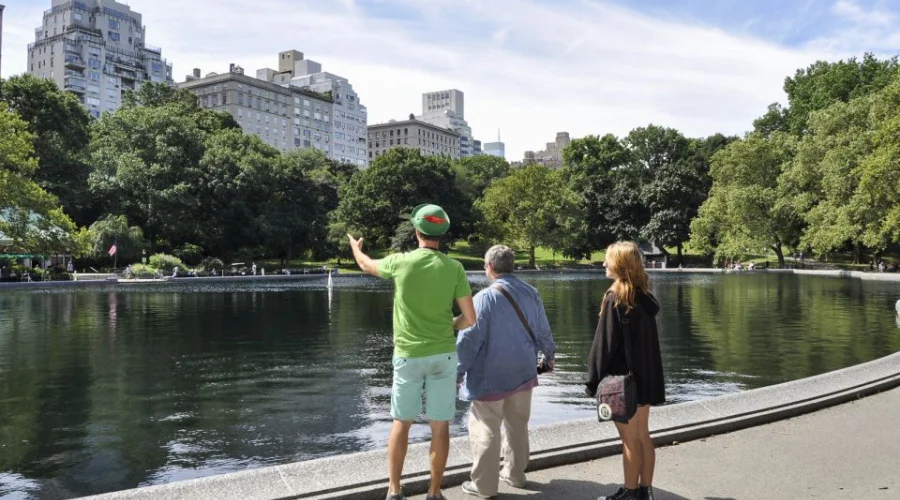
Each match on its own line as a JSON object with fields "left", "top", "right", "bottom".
{"left": 391, "top": 352, "right": 458, "bottom": 421}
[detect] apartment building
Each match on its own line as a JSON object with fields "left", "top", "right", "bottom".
{"left": 368, "top": 116, "right": 460, "bottom": 161}
{"left": 26, "top": 0, "right": 173, "bottom": 117}
{"left": 416, "top": 89, "right": 474, "bottom": 158}
{"left": 179, "top": 65, "right": 333, "bottom": 154}
{"left": 257, "top": 50, "right": 368, "bottom": 168}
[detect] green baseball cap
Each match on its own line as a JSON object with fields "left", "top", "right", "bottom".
{"left": 411, "top": 204, "right": 450, "bottom": 236}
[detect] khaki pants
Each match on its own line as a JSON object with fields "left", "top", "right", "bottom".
{"left": 468, "top": 389, "right": 533, "bottom": 495}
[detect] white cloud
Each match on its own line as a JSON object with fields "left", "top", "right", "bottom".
{"left": 832, "top": 0, "right": 894, "bottom": 26}
{"left": 805, "top": 0, "right": 900, "bottom": 55}
{"left": 0, "top": 0, "right": 876, "bottom": 160}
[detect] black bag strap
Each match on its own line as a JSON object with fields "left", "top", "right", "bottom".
{"left": 614, "top": 300, "right": 634, "bottom": 375}
{"left": 492, "top": 283, "right": 538, "bottom": 347}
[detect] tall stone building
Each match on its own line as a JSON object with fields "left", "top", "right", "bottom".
{"left": 416, "top": 89, "right": 474, "bottom": 158}
{"left": 180, "top": 65, "right": 334, "bottom": 155}
{"left": 524, "top": 132, "right": 572, "bottom": 169}
{"left": 257, "top": 50, "right": 368, "bottom": 167}
{"left": 368, "top": 116, "right": 460, "bottom": 161}
{"left": 26, "top": 0, "right": 173, "bottom": 117}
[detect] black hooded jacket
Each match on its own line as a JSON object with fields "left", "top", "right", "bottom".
{"left": 585, "top": 289, "right": 666, "bottom": 406}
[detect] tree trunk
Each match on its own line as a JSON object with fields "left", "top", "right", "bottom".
{"left": 772, "top": 244, "right": 785, "bottom": 268}
{"left": 529, "top": 246, "right": 536, "bottom": 269}
{"left": 677, "top": 242, "right": 683, "bottom": 266}
{"left": 853, "top": 243, "right": 863, "bottom": 265}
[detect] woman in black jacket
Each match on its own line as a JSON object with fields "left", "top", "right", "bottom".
{"left": 586, "top": 241, "right": 666, "bottom": 500}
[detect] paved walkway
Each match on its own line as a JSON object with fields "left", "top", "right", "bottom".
{"left": 412, "top": 387, "right": 900, "bottom": 499}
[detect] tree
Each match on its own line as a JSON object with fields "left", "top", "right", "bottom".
{"left": 259, "top": 149, "right": 332, "bottom": 263}
{"left": 86, "top": 214, "right": 145, "bottom": 263}
{"left": 0, "top": 75, "right": 93, "bottom": 225}
{"left": 622, "top": 125, "right": 692, "bottom": 243}
{"left": 690, "top": 132, "right": 800, "bottom": 267}
{"left": 333, "top": 148, "right": 469, "bottom": 248}
{"left": 783, "top": 53, "right": 900, "bottom": 135}
{"left": 476, "top": 164, "right": 579, "bottom": 267}
{"left": 641, "top": 134, "right": 735, "bottom": 264}
{"left": 559, "top": 134, "right": 630, "bottom": 258}
{"left": 89, "top": 103, "right": 207, "bottom": 252}
{"left": 780, "top": 75, "right": 900, "bottom": 261}
{"left": 453, "top": 155, "right": 511, "bottom": 238}
{"left": 0, "top": 107, "right": 82, "bottom": 255}
{"left": 187, "top": 129, "right": 279, "bottom": 261}
{"left": 454, "top": 154, "right": 510, "bottom": 199}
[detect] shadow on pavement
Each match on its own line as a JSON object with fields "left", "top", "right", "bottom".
{"left": 499, "top": 479, "right": 693, "bottom": 499}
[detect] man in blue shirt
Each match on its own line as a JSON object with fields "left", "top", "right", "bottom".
{"left": 456, "top": 245, "right": 556, "bottom": 497}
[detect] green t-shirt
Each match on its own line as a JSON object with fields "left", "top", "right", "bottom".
{"left": 377, "top": 248, "right": 472, "bottom": 358}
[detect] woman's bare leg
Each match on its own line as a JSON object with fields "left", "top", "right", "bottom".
{"left": 634, "top": 406, "right": 655, "bottom": 486}
{"left": 614, "top": 419, "right": 642, "bottom": 489}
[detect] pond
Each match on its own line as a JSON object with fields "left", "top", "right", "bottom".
{"left": 1, "top": 273, "right": 898, "bottom": 498}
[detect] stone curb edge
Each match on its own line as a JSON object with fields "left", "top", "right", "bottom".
{"left": 316, "top": 367, "right": 900, "bottom": 500}
{"left": 79, "top": 350, "right": 900, "bottom": 500}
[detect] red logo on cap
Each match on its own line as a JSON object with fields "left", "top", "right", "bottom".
{"left": 423, "top": 215, "right": 446, "bottom": 224}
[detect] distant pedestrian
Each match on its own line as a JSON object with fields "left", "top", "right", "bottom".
{"left": 67, "top": 260, "right": 74, "bottom": 273}
{"left": 252, "top": 263, "right": 257, "bottom": 276}
{"left": 587, "top": 242, "right": 666, "bottom": 500}
{"left": 126, "top": 264, "right": 133, "bottom": 279}
{"left": 172, "top": 266, "right": 179, "bottom": 278}
{"left": 878, "top": 261, "right": 885, "bottom": 273}
{"left": 457, "top": 245, "right": 556, "bottom": 497}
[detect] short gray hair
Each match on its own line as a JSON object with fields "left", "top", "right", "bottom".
{"left": 485, "top": 245, "right": 515, "bottom": 274}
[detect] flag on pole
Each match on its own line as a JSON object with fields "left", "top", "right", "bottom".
{"left": 108, "top": 242, "right": 117, "bottom": 256}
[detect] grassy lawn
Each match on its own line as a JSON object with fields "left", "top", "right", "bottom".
{"left": 255, "top": 241, "right": 607, "bottom": 272}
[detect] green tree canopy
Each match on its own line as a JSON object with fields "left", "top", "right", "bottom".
{"left": 86, "top": 214, "right": 145, "bottom": 262}
{"left": 690, "top": 132, "right": 800, "bottom": 266}
{"left": 476, "top": 164, "right": 579, "bottom": 267}
{"left": 0, "top": 107, "right": 81, "bottom": 255}
{"left": 559, "top": 134, "right": 630, "bottom": 259}
{"left": 333, "top": 148, "right": 469, "bottom": 248}
{"left": 0, "top": 74, "right": 93, "bottom": 225}
{"left": 782, "top": 53, "right": 900, "bottom": 135}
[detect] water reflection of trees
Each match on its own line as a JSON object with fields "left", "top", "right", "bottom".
{"left": 1, "top": 276, "right": 898, "bottom": 497}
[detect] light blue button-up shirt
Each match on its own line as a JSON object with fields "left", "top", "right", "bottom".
{"left": 456, "top": 275, "right": 556, "bottom": 401}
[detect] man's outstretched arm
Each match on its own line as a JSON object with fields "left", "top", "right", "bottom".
{"left": 347, "top": 234, "right": 380, "bottom": 277}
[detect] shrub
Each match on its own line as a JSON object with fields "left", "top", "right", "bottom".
{"left": 129, "top": 264, "right": 160, "bottom": 279}
{"left": 173, "top": 244, "right": 204, "bottom": 265}
{"left": 199, "top": 257, "right": 224, "bottom": 273}
{"left": 148, "top": 253, "right": 185, "bottom": 273}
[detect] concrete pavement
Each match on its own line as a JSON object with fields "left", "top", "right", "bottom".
{"left": 412, "top": 387, "right": 900, "bottom": 499}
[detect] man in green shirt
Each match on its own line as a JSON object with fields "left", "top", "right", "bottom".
{"left": 348, "top": 204, "right": 476, "bottom": 500}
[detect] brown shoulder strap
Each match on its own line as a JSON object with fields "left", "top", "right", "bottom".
{"left": 492, "top": 284, "right": 538, "bottom": 345}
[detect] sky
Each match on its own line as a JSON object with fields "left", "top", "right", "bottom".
{"left": 2, "top": 0, "right": 900, "bottom": 160}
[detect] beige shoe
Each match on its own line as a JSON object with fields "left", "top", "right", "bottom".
{"left": 500, "top": 474, "right": 527, "bottom": 489}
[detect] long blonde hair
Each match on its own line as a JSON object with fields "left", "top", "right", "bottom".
{"left": 602, "top": 241, "right": 649, "bottom": 313}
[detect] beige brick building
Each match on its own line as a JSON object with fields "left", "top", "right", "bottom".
{"left": 368, "top": 117, "right": 460, "bottom": 161}
{"left": 179, "top": 66, "right": 334, "bottom": 154}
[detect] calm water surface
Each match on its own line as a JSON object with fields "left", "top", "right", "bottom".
{"left": 1, "top": 273, "right": 899, "bottom": 498}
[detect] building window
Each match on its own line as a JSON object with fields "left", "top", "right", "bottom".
{"left": 109, "top": 19, "right": 120, "bottom": 29}
{"left": 108, "top": 31, "right": 120, "bottom": 41}
{"left": 222, "top": 93, "right": 227, "bottom": 104}
{"left": 303, "top": 99, "right": 310, "bottom": 107}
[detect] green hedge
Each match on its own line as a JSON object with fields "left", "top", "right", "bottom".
{"left": 148, "top": 253, "right": 185, "bottom": 273}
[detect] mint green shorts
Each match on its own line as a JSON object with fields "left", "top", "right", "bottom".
{"left": 391, "top": 352, "right": 458, "bottom": 421}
